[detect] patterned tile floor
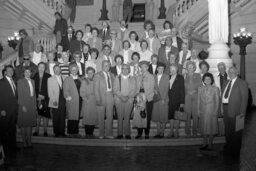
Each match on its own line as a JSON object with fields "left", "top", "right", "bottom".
{"left": 2, "top": 143, "right": 239, "bottom": 171}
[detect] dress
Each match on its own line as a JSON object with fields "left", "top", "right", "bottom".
{"left": 80, "top": 79, "right": 98, "bottom": 126}
{"left": 17, "top": 78, "right": 37, "bottom": 127}
{"left": 198, "top": 85, "right": 220, "bottom": 135}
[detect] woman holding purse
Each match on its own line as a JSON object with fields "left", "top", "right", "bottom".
{"left": 33, "top": 62, "right": 51, "bottom": 136}
{"left": 198, "top": 73, "right": 220, "bottom": 151}
{"left": 168, "top": 64, "right": 185, "bottom": 138}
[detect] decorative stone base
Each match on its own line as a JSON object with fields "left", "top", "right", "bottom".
{"left": 207, "top": 42, "right": 233, "bottom": 73}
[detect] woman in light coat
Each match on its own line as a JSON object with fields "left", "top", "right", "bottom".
{"left": 80, "top": 67, "right": 98, "bottom": 138}
{"left": 63, "top": 63, "right": 82, "bottom": 137}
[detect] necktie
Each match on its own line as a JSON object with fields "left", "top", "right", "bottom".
{"left": 10, "top": 78, "right": 16, "bottom": 95}
{"left": 220, "top": 73, "right": 227, "bottom": 90}
{"left": 224, "top": 80, "right": 232, "bottom": 98}
{"left": 181, "top": 51, "right": 187, "bottom": 65}
{"left": 106, "top": 72, "right": 111, "bottom": 89}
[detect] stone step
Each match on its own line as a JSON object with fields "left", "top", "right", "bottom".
{"left": 16, "top": 135, "right": 225, "bottom": 147}
{"left": 37, "top": 119, "right": 186, "bottom": 128}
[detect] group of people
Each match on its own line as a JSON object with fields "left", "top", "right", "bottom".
{"left": 0, "top": 18, "right": 249, "bottom": 159}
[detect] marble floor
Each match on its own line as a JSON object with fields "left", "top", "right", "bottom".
{"left": 2, "top": 144, "right": 238, "bottom": 171}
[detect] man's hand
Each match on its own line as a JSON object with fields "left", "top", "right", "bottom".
{"left": 53, "top": 101, "right": 58, "bottom": 106}
{"left": 96, "top": 100, "right": 102, "bottom": 106}
{"left": 38, "top": 94, "right": 45, "bottom": 100}
{"left": 66, "top": 96, "right": 72, "bottom": 101}
{"left": 1, "top": 110, "right": 6, "bottom": 117}
{"left": 240, "top": 113, "right": 245, "bottom": 118}
{"left": 22, "top": 106, "right": 27, "bottom": 113}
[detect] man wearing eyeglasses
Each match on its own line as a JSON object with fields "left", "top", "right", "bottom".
{"left": 14, "top": 54, "right": 37, "bottom": 81}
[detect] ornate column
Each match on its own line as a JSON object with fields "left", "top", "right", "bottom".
{"left": 99, "top": 0, "right": 109, "bottom": 21}
{"left": 207, "top": 0, "right": 233, "bottom": 74}
{"left": 158, "top": 0, "right": 166, "bottom": 19}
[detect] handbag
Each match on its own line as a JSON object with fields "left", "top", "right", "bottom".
{"left": 153, "top": 92, "right": 161, "bottom": 102}
{"left": 140, "top": 110, "right": 147, "bottom": 119}
{"left": 174, "top": 107, "right": 187, "bottom": 121}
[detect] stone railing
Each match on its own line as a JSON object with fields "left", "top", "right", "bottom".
{"left": 34, "top": 33, "right": 57, "bottom": 52}
{"left": 174, "top": 0, "right": 199, "bottom": 17}
{"left": 41, "top": 0, "right": 66, "bottom": 16}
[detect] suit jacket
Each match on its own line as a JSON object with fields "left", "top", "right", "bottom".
{"left": 155, "top": 74, "right": 169, "bottom": 102}
{"left": 69, "top": 39, "right": 86, "bottom": 55}
{"left": 172, "top": 36, "right": 183, "bottom": 52}
{"left": 158, "top": 46, "right": 178, "bottom": 74}
{"left": 0, "top": 77, "right": 18, "bottom": 118}
{"left": 110, "top": 65, "right": 122, "bottom": 76}
{"left": 62, "top": 33, "right": 76, "bottom": 51}
{"left": 117, "top": 29, "right": 130, "bottom": 41}
{"left": 214, "top": 72, "right": 229, "bottom": 92}
{"left": 98, "top": 29, "right": 111, "bottom": 42}
{"left": 87, "top": 37, "right": 103, "bottom": 52}
{"left": 169, "top": 74, "right": 185, "bottom": 106}
{"left": 118, "top": 49, "right": 133, "bottom": 64}
{"left": 110, "top": 39, "right": 122, "bottom": 55}
{"left": 222, "top": 78, "right": 248, "bottom": 117}
{"left": 48, "top": 75, "right": 62, "bottom": 108}
{"left": 113, "top": 75, "right": 137, "bottom": 104}
{"left": 136, "top": 71, "right": 155, "bottom": 102}
{"left": 17, "top": 78, "right": 37, "bottom": 113}
{"left": 96, "top": 54, "right": 115, "bottom": 72}
{"left": 63, "top": 76, "right": 81, "bottom": 120}
{"left": 94, "top": 71, "right": 115, "bottom": 106}
{"left": 16, "top": 36, "right": 34, "bottom": 57}
{"left": 148, "top": 63, "right": 158, "bottom": 75}
{"left": 146, "top": 37, "right": 161, "bottom": 55}
{"left": 178, "top": 50, "right": 191, "bottom": 65}
{"left": 33, "top": 72, "right": 51, "bottom": 102}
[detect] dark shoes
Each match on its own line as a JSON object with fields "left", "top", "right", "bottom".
{"left": 135, "top": 135, "right": 142, "bottom": 139}
{"left": 116, "top": 135, "right": 123, "bottom": 139}
{"left": 200, "top": 145, "right": 208, "bottom": 151}
{"left": 125, "top": 135, "right": 131, "bottom": 139}
{"left": 33, "top": 132, "right": 38, "bottom": 136}
{"left": 44, "top": 132, "right": 48, "bottom": 137}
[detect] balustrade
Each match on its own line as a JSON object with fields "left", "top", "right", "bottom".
{"left": 41, "top": 0, "right": 65, "bottom": 15}
{"left": 175, "top": 0, "right": 199, "bottom": 17}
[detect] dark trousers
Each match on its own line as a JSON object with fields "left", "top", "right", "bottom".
{"left": 223, "top": 104, "right": 242, "bottom": 156}
{"left": 67, "top": 120, "right": 79, "bottom": 134}
{"left": 137, "top": 101, "right": 154, "bottom": 136}
{"left": 52, "top": 107, "right": 66, "bottom": 136}
{"left": 84, "top": 125, "right": 95, "bottom": 135}
{"left": 0, "top": 112, "right": 17, "bottom": 153}
{"left": 52, "top": 89, "right": 66, "bottom": 136}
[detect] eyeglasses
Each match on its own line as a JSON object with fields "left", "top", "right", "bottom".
{"left": 23, "top": 58, "right": 30, "bottom": 61}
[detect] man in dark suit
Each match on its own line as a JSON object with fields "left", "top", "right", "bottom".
{"left": 158, "top": 36, "right": 178, "bottom": 74}
{"left": 73, "top": 51, "right": 85, "bottom": 78}
{"left": 98, "top": 21, "right": 111, "bottom": 44}
{"left": 222, "top": 66, "right": 248, "bottom": 156}
{"left": 171, "top": 27, "right": 183, "bottom": 52}
{"left": 0, "top": 65, "right": 18, "bottom": 154}
{"left": 148, "top": 54, "right": 159, "bottom": 75}
{"left": 62, "top": 26, "right": 76, "bottom": 51}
